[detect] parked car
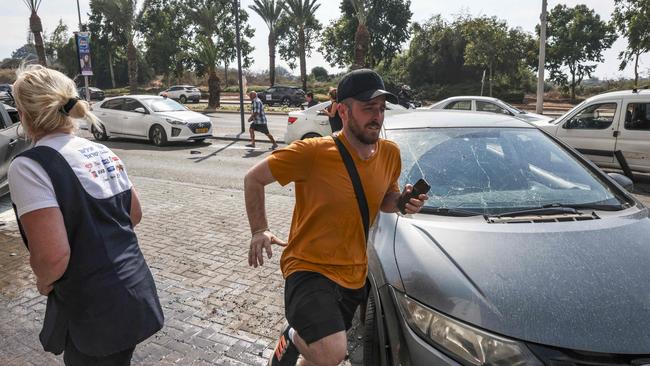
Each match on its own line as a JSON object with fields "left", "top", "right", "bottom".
{"left": 364, "top": 109, "right": 649, "bottom": 366}
{"left": 257, "top": 85, "right": 305, "bottom": 107}
{"left": 0, "top": 91, "right": 13, "bottom": 106}
{"left": 0, "top": 84, "right": 12, "bottom": 93}
{"left": 426, "top": 96, "right": 554, "bottom": 124}
{"left": 534, "top": 89, "right": 650, "bottom": 174}
{"left": 90, "top": 95, "right": 212, "bottom": 146}
{"left": 0, "top": 103, "right": 30, "bottom": 196}
{"left": 159, "top": 85, "right": 202, "bottom": 103}
{"left": 285, "top": 101, "right": 409, "bottom": 144}
{"left": 77, "top": 86, "right": 105, "bottom": 101}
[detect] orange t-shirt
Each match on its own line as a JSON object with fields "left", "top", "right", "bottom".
{"left": 268, "top": 134, "right": 401, "bottom": 289}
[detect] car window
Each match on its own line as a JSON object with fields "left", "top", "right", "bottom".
{"left": 388, "top": 127, "right": 623, "bottom": 214}
{"left": 122, "top": 98, "right": 146, "bottom": 112}
{"left": 0, "top": 110, "right": 8, "bottom": 129}
{"left": 101, "top": 98, "right": 124, "bottom": 110}
{"left": 477, "top": 101, "right": 509, "bottom": 115}
{"left": 7, "top": 108, "right": 20, "bottom": 125}
{"left": 141, "top": 98, "right": 186, "bottom": 112}
{"left": 266, "top": 88, "right": 276, "bottom": 93}
{"left": 565, "top": 102, "right": 617, "bottom": 130}
{"left": 445, "top": 100, "right": 471, "bottom": 111}
{"left": 624, "top": 102, "right": 650, "bottom": 130}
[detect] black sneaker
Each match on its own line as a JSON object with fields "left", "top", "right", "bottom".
{"left": 268, "top": 325, "right": 300, "bottom": 366}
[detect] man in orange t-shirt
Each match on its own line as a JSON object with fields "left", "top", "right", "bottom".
{"left": 244, "top": 69, "right": 427, "bottom": 366}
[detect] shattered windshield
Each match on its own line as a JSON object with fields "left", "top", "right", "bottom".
{"left": 387, "top": 127, "right": 623, "bottom": 215}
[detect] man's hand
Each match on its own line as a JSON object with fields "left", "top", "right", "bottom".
{"left": 248, "top": 230, "right": 288, "bottom": 268}
{"left": 399, "top": 184, "right": 428, "bottom": 214}
{"left": 36, "top": 277, "right": 53, "bottom": 296}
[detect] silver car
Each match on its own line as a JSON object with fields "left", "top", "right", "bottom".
{"left": 427, "top": 96, "right": 554, "bottom": 124}
{"left": 364, "top": 110, "right": 649, "bottom": 365}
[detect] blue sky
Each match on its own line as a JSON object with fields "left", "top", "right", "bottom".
{"left": 1, "top": 0, "right": 644, "bottom": 80}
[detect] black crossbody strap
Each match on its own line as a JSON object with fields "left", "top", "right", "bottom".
{"left": 333, "top": 135, "right": 370, "bottom": 241}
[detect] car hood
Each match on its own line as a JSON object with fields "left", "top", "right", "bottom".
{"left": 395, "top": 209, "right": 650, "bottom": 354}
{"left": 514, "top": 112, "right": 553, "bottom": 123}
{"left": 154, "top": 111, "right": 210, "bottom": 123}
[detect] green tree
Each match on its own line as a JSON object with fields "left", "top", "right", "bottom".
{"left": 319, "top": 0, "right": 411, "bottom": 69}
{"left": 22, "top": 0, "right": 47, "bottom": 66}
{"left": 249, "top": 0, "right": 284, "bottom": 86}
{"left": 612, "top": 0, "right": 650, "bottom": 87}
{"left": 311, "top": 66, "right": 328, "bottom": 81}
{"left": 545, "top": 4, "right": 617, "bottom": 101}
{"left": 137, "top": 0, "right": 190, "bottom": 84}
{"left": 278, "top": 0, "right": 322, "bottom": 90}
{"left": 45, "top": 19, "right": 69, "bottom": 62}
{"left": 93, "top": 0, "right": 139, "bottom": 93}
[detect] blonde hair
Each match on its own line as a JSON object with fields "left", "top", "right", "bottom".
{"left": 13, "top": 64, "right": 99, "bottom": 139}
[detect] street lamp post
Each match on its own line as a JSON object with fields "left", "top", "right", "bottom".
{"left": 234, "top": 0, "right": 245, "bottom": 133}
{"left": 536, "top": 0, "right": 548, "bottom": 114}
{"left": 76, "top": 0, "right": 90, "bottom": 102}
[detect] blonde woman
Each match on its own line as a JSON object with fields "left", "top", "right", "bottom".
{"left": 8, "top": 65, "right": 163, "bottom": 365}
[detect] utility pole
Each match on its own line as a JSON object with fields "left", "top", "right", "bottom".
{"left": 234, "top": 0, "right": 245, "bottom": 133}
{"left": 536, "top": 0, "right": 547, "bottom": 114}
{"left": 76, "top": 0, "right": 90, "bottom": 102}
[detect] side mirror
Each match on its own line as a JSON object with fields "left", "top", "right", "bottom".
{"left": 134, "top": 107, "right": 147, "bottom": 114}
{"left": 608, "top": 172, "right": 634, "bottom": 191}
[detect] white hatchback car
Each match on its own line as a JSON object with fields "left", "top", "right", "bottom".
{"left": 426, "top": 96, "right": 553, "bottom": 124}
{"left": 285, "top": 101, "right": 409, "bottom": 144}
{"left": 91, "top": 95, "right": 213, "bottom": 146}
{"left": 159, "top": 85, "right": 202, "bottom": 103}
{"left": 534, "top": 89, "right": 650, "bottom": 174}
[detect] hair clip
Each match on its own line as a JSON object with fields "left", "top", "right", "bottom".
{"left": 60, "top": 97, "right": 80, "bottom": 116}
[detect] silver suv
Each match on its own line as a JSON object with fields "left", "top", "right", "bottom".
{"left": 159, "top": 85, "right": 202, "bottom": 104}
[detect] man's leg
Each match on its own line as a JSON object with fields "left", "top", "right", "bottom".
{"left": 248, "top": 127, "right": 256, "bottom": 147}
{"left": 266, "top": 133, "right": 278, "bottom": 149}
{"left": 293, "top": 331, "right": 347, "bottom": 366}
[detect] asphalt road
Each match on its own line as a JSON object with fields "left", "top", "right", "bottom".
{"left": 206, "top": 112, "right": 289, "bottom": 142}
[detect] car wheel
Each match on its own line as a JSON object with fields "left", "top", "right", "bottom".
{"left": 363, "top": 290, "right": 384, "bottom": 366}
{"left": 91, "top": 124, "right": 108, "bottom": 141}
{"left": 281, "top": 97, "right": 290, "bottom": 106}
{"left": 179, "top": 95, "right": 187, "bottom": 104}
{"left": 150, "top": 125, "right": 168, "bottom": 146}
{"left": 301, "top": 133, "right": 321, "bottom": 140}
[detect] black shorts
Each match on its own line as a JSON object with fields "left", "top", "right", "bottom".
{"left": 250, "top": 123, "right": 270, "bottom": 134}
{"left": 285, "top": 271, "right": 367, "bottom": 344}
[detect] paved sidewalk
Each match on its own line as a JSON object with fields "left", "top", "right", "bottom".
{"left": 0, "top": 176, "right": 364, "bottom": 365}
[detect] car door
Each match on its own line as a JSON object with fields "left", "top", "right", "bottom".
{"left": 554, "top": 100, "right": 621, "bottom": 164}
{"left": 94, "top": 98, "right": 123, "bottom": 134}
{"left": 264, "top": 87, "right": 276, "bottom": 104}
{"left": 119, "top": 98, "right": 149, "bottom": 138}
{"left": 617, "top": 100, "right": 650, "bottom": 172}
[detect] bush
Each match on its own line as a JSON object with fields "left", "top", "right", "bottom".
{"left": 494, "top": 91, "right": 525, "bottom": 103}
{"left": 0, "top": 69, "right": 15, "bottom": 83}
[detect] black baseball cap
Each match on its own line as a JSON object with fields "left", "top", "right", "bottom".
{"left": 336, "top": 69, "right": 398, "bottom": 104}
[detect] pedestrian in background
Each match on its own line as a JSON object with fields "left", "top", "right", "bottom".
{"left": 244, "top": 69, "right": 427, "bottom": 366}
{"left": 9, "top": 65, "right": 164, "bottom": 366}
{"left": 305, "top": 92, "right": 318, "bottom": 108}
{"left": 248, "top": 91, "right": 278, "bottom": 149}
{"left": 322, "top": 88, "right": 343, "bottom": 133}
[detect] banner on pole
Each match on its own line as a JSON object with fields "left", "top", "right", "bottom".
{"left": 75, "top": 32, "right": 93, "bottom": 76}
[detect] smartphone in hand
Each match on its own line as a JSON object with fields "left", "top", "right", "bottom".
{"left": 398, "top": 178, "right": 431, "bottom": 214}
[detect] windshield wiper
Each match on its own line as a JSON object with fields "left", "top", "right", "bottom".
{"left": 541, "top": 202, "right": 625, "bottom": 211}
{"left": 492, "top": 203, "right": 625, "bottom": 218}
{"left": 419, "top": 207, "right": 483, "bottom": 217}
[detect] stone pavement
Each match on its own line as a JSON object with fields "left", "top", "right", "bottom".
{"left": 0, "top": 176, "right": 364, "bottom": 365}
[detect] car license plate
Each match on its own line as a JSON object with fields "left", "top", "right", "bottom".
{"left": 196, "top": 127, "right": 208, "bottom": 133}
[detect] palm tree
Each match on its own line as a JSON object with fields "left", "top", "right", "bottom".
{"left": 349, "top": 0, "right": 370, "bottom": 69}
{"left": 23, "top": 0, "right": 47, "bottom": 65}
{"left": 93, "top": 0, "right": 138, "bottom": 94}
{"left": 249, "top": 0, "right": 284, "bottom": 86}
{"left": 282, "top": 0, "right": 320, "bottom": 90}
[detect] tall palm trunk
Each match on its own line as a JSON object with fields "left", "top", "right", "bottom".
{"left": 634, "top": 51, "right": 640, "bottom": 87}
{"left": 107, "top": 48, "right": 116, "bottom": 88}
{"left": 127, "top": 39, "right": 137, "bottom": 94}
{"left": 269, "top": 29, "right": 276, "bottom": 86}
{"left": 224, "top": 59, "right": 229, "bottom": 88}
{"left": 298, "top": 26, "right": 307, "bottom": 91}
{"left": 354, "top": 22, "right": 369, "bottom": 69}
{"left": 29, "top": 10, "right": 47, "bottom": 66}
{"left": 208, "top": 67, "right": 221, "bottom": 109}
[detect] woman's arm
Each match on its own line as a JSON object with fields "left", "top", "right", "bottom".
{"left": 130, "top": 187, "right": 142, "bottom": 227}
{"left": 20, "top": 207, "right": 70, "bottom": 295}
{"left": 323, "top": 102, "right": 338, "bottom": 117}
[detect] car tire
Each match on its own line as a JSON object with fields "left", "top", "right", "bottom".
{"left": 363, "top": 290, "right": 384, "bottom": 366}
{"left": 179, "top": 95, "right": 187, "bottom": 104}
{"left": 150, "top": 125, "right": 168, "bottom": 146}
{"left": 301, "top": 133, "right": 321, "bottom": 140}
{"left": 91, "top": 124, "right": 109, "bottom": 141}
{"left": 281, "top": 97, "right": 290, "bottom": 106}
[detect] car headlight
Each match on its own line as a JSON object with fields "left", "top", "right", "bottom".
{"left": 165, "top": 118, "right": 186, "bottom": 125}
{"left": 395, "top": 291, "right": 542, "bottom": 366}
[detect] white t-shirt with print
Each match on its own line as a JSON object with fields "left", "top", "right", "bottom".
{"left": 9, "top": 133, "right": 133, "bottom": 218}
